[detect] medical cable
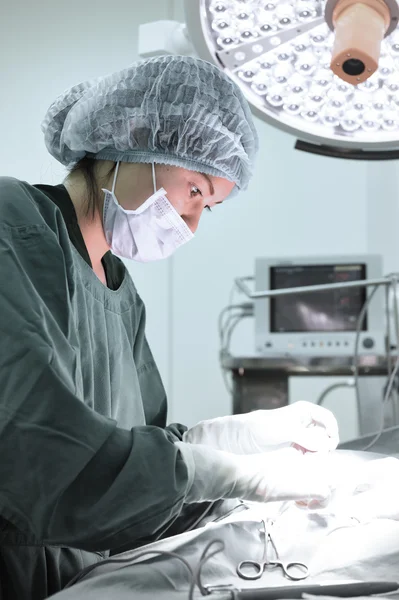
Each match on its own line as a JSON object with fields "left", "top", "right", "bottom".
{"left": 219, "top": 303, "right": 254, "bottom": 395}
{"left": 63, "top": 537, "right": 226, "bottom": 599}
{"left": 218, "top": 305, "right": 247, "bottom": 344}
{"left": 210, "top": 500, "right": 249, "bottom": 523}
{"left": 63, "top": 548, "right": 194, "bottom": 589}
{"left": 225, "top": 314, "right": 253, "bottom": 353}
{"left": 222, "top": 314, "right": 245, "bottom": 350}
{"left": 221, "top": 310, "right": 253, "bottom": 376}
{"left": 62, "top": 504, "right": 250, "bottom": 597}
{"left": 383, "top": 283, "right": 395, "bottom": 423}
{"left": 362, "top": 356, "right": 399, "bottom": 450}
{"left": 385, "top": 283, "right": 392, "bottom": 374}
{"left": 228, "top": 279, "right": 255, "bottom": 310}
{"left": 308, "top": 277, "right": 398, "bottom": 444}
{"left": 228, "top": 282, "right": 238, "bottom": 313}
{"left": 64, "top": 500, "right": 249, "bottom": 589}
{"left": 389, "top": 275, "right": 399, "bottom": 423}
{"left": 352, "top": 285, "right": 378, "bottom": 434}
{"left": 189, "top": 539, "right": 225, "bottom": 598}
{"left": 62, "top": 503, "right": 244, "bottom": 596}
{"left": 362, "top": 277, "right": 399, "bottom": 450}
{"left": 392, "top": 275, "right": 399, "bottom": 346}
{"left": 221, "top": 367, "right": 235, "bottom": 396}
{"left": 316, "top": 380, "right": 355, "bottom": 407}
{"left": 219, "top": 304, "right": 254, "bottom": 351}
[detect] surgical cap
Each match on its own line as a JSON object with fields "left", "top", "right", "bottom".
{"left": 42, "top": 55, "right": 259, "bottom": 194}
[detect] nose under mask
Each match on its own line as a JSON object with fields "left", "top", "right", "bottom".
{"left": 102, "top": 162, "right": 194, "bottom": 262}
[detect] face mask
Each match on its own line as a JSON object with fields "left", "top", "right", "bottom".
{"left": 102, "top": 162, "right": 194, "bottom": 262}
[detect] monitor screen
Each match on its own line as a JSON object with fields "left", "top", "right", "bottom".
{"left": 270, "top": 263, "right": 367, "bottom": 333}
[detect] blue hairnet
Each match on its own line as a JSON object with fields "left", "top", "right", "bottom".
{"left": 42, "top": 55, "right": 259, "bottom": 193}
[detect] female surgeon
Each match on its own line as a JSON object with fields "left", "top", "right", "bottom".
{"left": 0, "top": 55, "right": 339, "bottom": 599}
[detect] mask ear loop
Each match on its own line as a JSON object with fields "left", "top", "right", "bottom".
{"left": 152, "top": 162, "right": 157, "bottom": 194}
{"left": 112, "top": 161, "right": 120, "bottom": 194}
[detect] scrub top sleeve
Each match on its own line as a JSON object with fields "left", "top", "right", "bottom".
{"left": 0, "top": 224, "right": 190, "bottom": 551}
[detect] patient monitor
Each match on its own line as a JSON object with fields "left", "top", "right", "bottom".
{"left": 255, "top": 254, "right": 385, "bottom": 356}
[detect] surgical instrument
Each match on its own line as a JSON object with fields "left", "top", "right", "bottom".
{"left": 237, "top": 520, "right": 309, "bottom": 582}
{"left": 207, "top": 581, "right": 399, "bottom": 599}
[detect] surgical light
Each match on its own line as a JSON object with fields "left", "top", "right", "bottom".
{"left": 183, "top": 0, "right": 399, "bottom": 150}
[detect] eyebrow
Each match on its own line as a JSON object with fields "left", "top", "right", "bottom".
{"left": 199, "top": 172, "right": 215, "bottom": 197}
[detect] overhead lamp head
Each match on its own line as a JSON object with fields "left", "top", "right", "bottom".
{"left": 184, "top": 0, "right": 399, "bottom": 150}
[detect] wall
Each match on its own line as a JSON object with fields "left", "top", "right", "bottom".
{"left": 0, "top": 0, "right": 390, "bottom": 442}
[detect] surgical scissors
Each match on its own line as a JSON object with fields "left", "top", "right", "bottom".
{"left": 237, "top": 520, "right": 309, "bottom": 582}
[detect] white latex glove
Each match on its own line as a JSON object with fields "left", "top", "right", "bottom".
{"left": 183, "top": 401, "right": 339, "bottom": 454}
{"left": 176, "top": 442, "right": 335, "bottom": 504}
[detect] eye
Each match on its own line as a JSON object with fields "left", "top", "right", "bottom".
{"left": 190, "top": 185, "right": 203, "bottom": 198}
{"left": 190, "top": 184, "right": 211, "bottom": 212}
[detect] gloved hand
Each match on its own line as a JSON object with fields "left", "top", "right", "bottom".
{"left": 183, "top": 401, "right": 339, "bottom": 454}
{"left": 176, "top": 442, "right": 335, "bottom": 505}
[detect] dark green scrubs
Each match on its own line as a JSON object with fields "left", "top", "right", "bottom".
{"left": 0, "top": 177, "right": 206, "bottom": 599}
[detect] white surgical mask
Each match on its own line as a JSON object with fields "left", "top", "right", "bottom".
{"left": 102, "top": 162, "right": 194, "bottom": 262}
